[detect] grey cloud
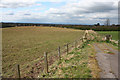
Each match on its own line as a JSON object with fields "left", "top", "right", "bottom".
{"left": 50, "top": 13, "right": 66, "bottom": 15}
{"left": 0, "top": 2, "right": 34, "bottom": 8}
{"left": 6, "top": 13, "right": 14, "bottom": 15}
{"left": 18, "top": 17, "right": 51, "bottom": 23}
{"left": 98, "top": 18, "right": 108, "bottom": 20}
{"left": 75, "top": 2, "right": 117, "bottom": 14}
{"left": 68, "top": 15, "right": 85, "bottom": 20}
{"left": 88, "top": 2, "right": 116, "bottom": 13}
{"left": 24, "top": 14, "right": 31, "bottom": 15}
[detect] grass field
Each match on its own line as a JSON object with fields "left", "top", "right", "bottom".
{"left": 97, "top": 31, "right": 118, "bottom": 41}
{"left": 2, "top": 26, "right": 84, "bottom": 77}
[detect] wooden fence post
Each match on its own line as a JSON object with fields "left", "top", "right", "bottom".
{"left": 75, "top": 41, "right": 77, "bottom": 48}
{"left": 66, "top": 43, "right": 69, "bottom": 54}
{"left": 82, "top": 37, "right": 84, "bottom": 42}
{"left": 17, "top": 64, "right": 21, "bottom": 79}
{"left": 44, "top": 52, "right": 48, "bottom": 73}
{"left": 58, "top": 46, "right": 61, "bottom": 60}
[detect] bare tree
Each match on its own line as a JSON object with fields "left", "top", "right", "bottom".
{"left": 104, "top": 18, "right": 110, "bottom": 26}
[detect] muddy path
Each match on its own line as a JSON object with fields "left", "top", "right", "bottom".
{"left": 93, "top": 43, "right": 119, "bottom": 78}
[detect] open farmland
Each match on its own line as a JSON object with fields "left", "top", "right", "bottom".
{"left": 2, "top": 26, "right": 84, "bottom": 77}
{"left": 97, "top": 31, "right": 118, "bottom": 41}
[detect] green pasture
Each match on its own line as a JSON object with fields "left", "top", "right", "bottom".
{"left": 97, "top": 31, "right": 118, "bottom": 41}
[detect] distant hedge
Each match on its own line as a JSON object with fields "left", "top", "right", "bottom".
{"left": 1, "top": 22, "right": 119, "bottom": 31}
{"left": 59, "top": 25, "right": 119, "bottom": 31}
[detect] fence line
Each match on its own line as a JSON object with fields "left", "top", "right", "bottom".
{"left": 12, "top": 30, "right": 93, "bottom": 78}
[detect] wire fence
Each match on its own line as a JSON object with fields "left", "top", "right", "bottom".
{"left": 3, "top": 31, "right": 96, "bottom": 78}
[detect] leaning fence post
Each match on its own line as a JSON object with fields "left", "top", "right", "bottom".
{"left": 58, "top": 46, "right": 61, "bottom": 60}
{"left": 44, "top": 52, "right": 48, "bottom": 73}
{"left": 66, "top": 43, "right": 69, "bottom": 54}
{"left": 17, "top": 64, "right": 21, "bottom": 79}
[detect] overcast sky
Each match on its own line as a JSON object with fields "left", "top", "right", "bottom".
{"left": 0, "top": 0, "right": 119, "bottom": 25}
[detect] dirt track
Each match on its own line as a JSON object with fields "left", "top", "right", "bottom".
{"left": 93, "top": 43, "right": 119, "bottom": 78}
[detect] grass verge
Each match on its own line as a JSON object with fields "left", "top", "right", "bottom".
{"left": 40, "top": 41, "right": 101, "bottom": 78}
